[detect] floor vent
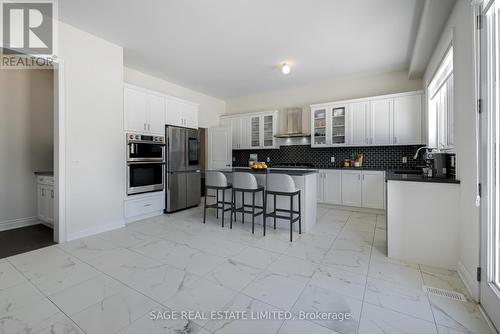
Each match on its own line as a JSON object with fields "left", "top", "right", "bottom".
{"left": 423, "top": 285, "right": 467, "bottom": 302}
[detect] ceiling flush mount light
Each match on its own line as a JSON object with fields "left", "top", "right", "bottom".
{"left": 281, "top": 63, "right": 291, "bottom": 75}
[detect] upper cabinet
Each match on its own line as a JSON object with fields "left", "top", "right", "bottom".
{"left": 124, "top": 84, "right": 198, "bottom": 134}
{"left": 348, "top": 102, "right": 368, "bottom": 146}
{"left": 220, "top": 111, "right": 278, "bottom": 150}
{"left": 368, "top": 98, "right": 393, "bottom": 145}
{"left": 166, "top": 97, "right": 199, "bottom": 129}
{"left": 393, "top": 94, "right": 422, "bottom": 145}
{"left": 310, "top": 91, "right": 423, "bottom": 148}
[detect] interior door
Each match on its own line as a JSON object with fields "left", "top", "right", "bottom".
{"left": 480, "top": 1, "right": 500, "bottom": 328}
{"left": 208, "top": 126, "right": 232, "bottom": 169}
{"left": 167, "top": 126, "right": 186, "bottom": 171}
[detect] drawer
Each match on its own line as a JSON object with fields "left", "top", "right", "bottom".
{"left": 37, "top": 175, "right": 54, "bottom": 186}
{"left": 124, "top": 195, "right": 164, "bottom": 218}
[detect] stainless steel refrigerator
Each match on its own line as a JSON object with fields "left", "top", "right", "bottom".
{"left": 165, "top": 126, "right": 201, "bottom": 213}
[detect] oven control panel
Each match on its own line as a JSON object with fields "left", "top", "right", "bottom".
{"left": 127, "top": 133, "right": 164, "bottom": 143}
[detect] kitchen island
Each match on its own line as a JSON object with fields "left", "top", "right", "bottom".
{"left": 211, "top": 168, "right": 318, "bottom": 233}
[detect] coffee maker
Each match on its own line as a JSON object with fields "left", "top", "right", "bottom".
{"left": 423, "top": 152, "right": 455, "bottom": 178}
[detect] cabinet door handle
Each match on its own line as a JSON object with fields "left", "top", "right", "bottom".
{"left": 42, "top": 189, "right": 45, "bottom": 196}
{"left": 148, "top": 124, "right": 151, "bottom": 131}
{"left": 51, "top": 190, "right": 54, "bottom": 199}
{"left": 144, "top": 123, "right": 146, "bottom": 131}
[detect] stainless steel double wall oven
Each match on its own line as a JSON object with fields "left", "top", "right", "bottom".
{"left": 126, "top": 133, "right": 165, "bottom": 195}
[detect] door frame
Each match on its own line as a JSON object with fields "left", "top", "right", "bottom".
{"left": 52, "top": 58, "right": 66, "bottom": 243}
{"left": 478, "top": 0, "right": 500, "bottom": 330}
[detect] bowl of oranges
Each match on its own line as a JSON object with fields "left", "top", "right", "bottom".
{"left": 250, "top": 162, "right": 268, "bottom": 171}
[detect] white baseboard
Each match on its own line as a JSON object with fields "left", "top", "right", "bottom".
{"left": 0, "top": 217, "right": 39, "bottom": 232}
{"left": 458, "top": 260, "right": 480, "bottom": 302}
{"left": 66, "top": 220, "right": 125, "bottom": 242}
{"left": 125, "top": 210, "right": 163, "bottom": 224}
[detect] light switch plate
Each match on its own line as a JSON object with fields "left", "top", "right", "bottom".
{"left": 266, "top": 157, "right": 270, "bottom": 162}
{"left": 402, "top": 157, "right": 407, "bottom": 164}
{"left": 331, "top": 156, "right": 335, "bottom": 163}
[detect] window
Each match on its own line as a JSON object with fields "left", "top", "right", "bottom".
{"left": 428, "top": 47, "right": 454, "bottom": 149}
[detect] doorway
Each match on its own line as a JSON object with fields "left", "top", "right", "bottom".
{"left": 479, "top": 0, "right": 500, "bottom": 329}
{"left": 0, "top": 66, "right": 59, "bottom": 258}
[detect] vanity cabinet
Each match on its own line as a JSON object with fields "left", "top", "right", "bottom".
{"left": 37, "top": 175, "right": 54, "bottom": 226}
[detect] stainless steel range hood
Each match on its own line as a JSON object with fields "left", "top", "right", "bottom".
{"left": 274, "top": 108, "right": 309, "bottom": 138}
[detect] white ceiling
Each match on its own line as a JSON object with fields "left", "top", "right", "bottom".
{"left": 59, "top": 0, "right": 425, "bottom": 99}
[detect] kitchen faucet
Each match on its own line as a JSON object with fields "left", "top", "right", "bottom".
{"left": 413, "top": 146, "right": 428, "bottom": 160}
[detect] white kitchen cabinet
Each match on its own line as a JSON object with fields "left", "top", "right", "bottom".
{"left": 37, "top": 176, "right": 54, "bottom": 226}
{"left": 310, "top": 91, "right": 423, "bottom": 148}
{"left": 221, "top": 111, "right": 277, "bottom": 150}
{"left": 147, "top": 93, "right": 166, "bottom": 134}
{"left": 368, "top": 98, "right": 393, "bottom": 145}
{"left": 124, "top": 86, "right": 166, "bottom": 134}
{"left": 317, "top": 172, "right": 324, "bottom": 202}
{"left": 341, "top": 170, "right": 362, "bottom": 207}
{"left": 348, "top": 102, "right": 368, "bottom": 145}
{"left": 323, "top": 170, "right": 342, "bottom": 205}
{"left": 124, "top": 192, "right": 165, "bottom": 223}
{"left": 361, "top": 171, "right": 385, "bottom": 209}
{"left": 124, "top": 86, "right": 147, "bottom": 132}
{"left": 393, "top": 94, "right": 422, "bottom": 145}
{"left": 262, "top": 113, "right": 277, "bottom": 148}
{"left": 166, "top": 98, "right": 199, "bottom": 129}
{"left": 182, "top": 102, "right": 199, "bottom": 129}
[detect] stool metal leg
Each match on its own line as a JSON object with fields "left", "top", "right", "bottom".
{"left": 222, "top": 189, "right": 225, "bottom": 228}
{"left": 298, "top": 192, "right": 302, "bottom": 235}
{"left": 263, "top": 193, "right": 267, "bottom": 236}
{"left": 290, "top": 195, "right": 293, "bottom": 242}
{"left": 241, "top": 192, "right": 245, "bottom": 224}
{"left": 203, "top": 190, "right": 207, "bottom": 224}
{"left": 230, "top": 190, "right": 234, "bottom": 229}
{"left": 251, "top": 192, "right": 255, "bottom": 234}
{"left": 273, "top": 194, "right": 277, "bottom": 230}
{"left": 216, "top": 190, "right": 219, "bottom": 218}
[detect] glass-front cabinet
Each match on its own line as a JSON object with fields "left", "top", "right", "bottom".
{"left": 311, "top": 105, "right": 347, "bottom": 147}
{"left": 250, "top": 116, "right": 260, "bottom": 148}
{"left": 312, "top": 108, "right": 328, "bottom": 146}
{"left": 262, "top": 114, "right": 275, "bottom": 148}
{"left": 331, "top": 107, "right": 346, "bottom": 145}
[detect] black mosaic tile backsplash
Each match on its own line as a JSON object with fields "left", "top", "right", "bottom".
{"left": 233, "top": 145, "right": 426, "bottom": 170}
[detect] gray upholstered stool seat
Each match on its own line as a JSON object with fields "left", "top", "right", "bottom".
{"left": 264, "top": 173, "right": 301, "bottom": 242}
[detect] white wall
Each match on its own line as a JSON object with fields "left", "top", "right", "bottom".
{"left": 423, "top": 0, "right": 479, "bottom": 299}
{"left": 0, "top": 70, "right": 53, "bottom": 228}
{"left": 225, "top": 70, "right": 422, "bottom": 114}
{"left": 59, "top": 22, "right": 125, "bottom": 240}
{"left": 124, "top": 67, "right": 226, "bottom": 128}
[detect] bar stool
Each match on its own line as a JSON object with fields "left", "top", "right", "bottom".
{"left": 231, "top": 172, "right": 265, "bottom": 233}
{"left": 264, "top": 174, "right": 301, "bottom": 242}
{"left": 203, "top": 171, "right": 232, "bottom": 227}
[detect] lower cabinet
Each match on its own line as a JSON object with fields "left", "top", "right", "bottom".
{"left": 361, "top": 171, "right": 385, "bottom": 209}
{"left": 37, "top": 176, "right": 54, "bottom": 226}
{"left": 317, "top": 169, "right": 385, "bottom": 209}
{"left": 124, "top": 192, "right": 165, "bottom": 223}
